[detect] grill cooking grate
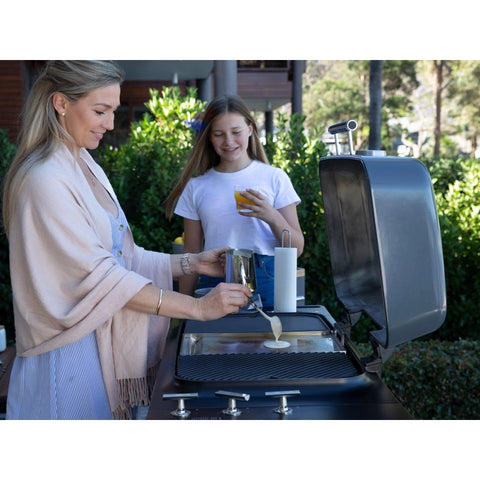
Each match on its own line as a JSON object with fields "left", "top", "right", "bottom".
{"left": 176, "top": 352, "right": 360, "bottom": 382}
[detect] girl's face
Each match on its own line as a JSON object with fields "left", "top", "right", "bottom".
{"left": 209, "top": 112, "right": 253, "bottom": 169}
{"left": 56, "top": 83, "right": 121, "bottom": 151}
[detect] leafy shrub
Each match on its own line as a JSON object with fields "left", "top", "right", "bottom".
{"left": 0, "top": 130, "right": 16, "bottom": 343}
{"left": 423, "top": 156, "right": 466, "bottom": 191}
{"left": 265, "top": 113, "right": 340, "bottom": 313}
{"left": 99, "top": 87, "right": 205, "bottom": 252}
{"left": 380, "top": 339, "right": 480, "bottom": 419}
{"left": 424, "top": 157, "right": 480, "bottom": 340}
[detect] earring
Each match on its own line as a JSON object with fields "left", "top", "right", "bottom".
{"left": 61, "top": 112, "right": 65, "bottom": 117}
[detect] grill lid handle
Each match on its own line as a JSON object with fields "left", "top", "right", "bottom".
{"left": 328, "top": 119, "right": 358, "bottom": 155}
{"left": 328, "top": 120, "right": 358, "bottom": 134}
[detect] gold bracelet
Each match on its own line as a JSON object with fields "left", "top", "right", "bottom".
{"left": 181, "top": 253, "right": 192, "bottom": 275}
{"left": 155, "top": 289, "right": 163, "bottom": 315}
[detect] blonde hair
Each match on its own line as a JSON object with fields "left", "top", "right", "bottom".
{"left": 2, "top": 60, "right": 124, "bottom": 234}
{"left": 165, "top": 94, "right": 268, "bottom": 218}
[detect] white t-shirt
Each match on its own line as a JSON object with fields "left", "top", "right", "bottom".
{"left": 174, "top": 160, "right": 301, "bottom": 256}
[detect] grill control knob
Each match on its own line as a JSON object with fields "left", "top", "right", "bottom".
{"left": 215, "top": 390, "right": 250, "bottom": 416}
{"left": 265, "top": 390, "right": 301, "bottom": 415}
{"left": 163, "top": 392, "right": 198, "bottom": 418}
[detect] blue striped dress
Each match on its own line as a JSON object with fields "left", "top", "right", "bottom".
{"left": 7, "top": 203, "right": 128, "bottom": 420}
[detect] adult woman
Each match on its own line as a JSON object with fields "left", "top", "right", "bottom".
{"left": 2, "top": 61, "right": 249, "bottom": 420}
{"left": 166, "top": 95, "right": 304, "bottom": 308}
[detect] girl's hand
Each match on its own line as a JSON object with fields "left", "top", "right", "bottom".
{"left": 237, "top": 190, "right": 305, "bottom": 256}
{"left": 237, "top": 189, "right": 278, "bottom": 224}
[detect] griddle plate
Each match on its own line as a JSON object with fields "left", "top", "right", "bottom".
{"left": 176, "top": 352, "right": 360, "bottom": 382}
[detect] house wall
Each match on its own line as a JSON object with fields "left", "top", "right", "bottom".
{"left": 0, "top": 61, "right": 25, "bottom": 143}
{"left": 0, "top": 60, "right": 301, "bottom": 146}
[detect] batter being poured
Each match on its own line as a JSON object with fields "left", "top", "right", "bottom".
{"left": 249, "top": 299, "right": 290, "bottom": 348}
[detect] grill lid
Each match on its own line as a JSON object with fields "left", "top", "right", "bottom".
{"left": 318, "top": 152, "right": 446, "bottom": 349}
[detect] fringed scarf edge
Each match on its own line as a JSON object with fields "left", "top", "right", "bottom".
{"left": 111, "top": 363, "right": 160, "bottom": 420}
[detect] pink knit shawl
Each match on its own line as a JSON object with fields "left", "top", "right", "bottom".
{"left": 8, "top": 145, "right": 172, "bottom": 419}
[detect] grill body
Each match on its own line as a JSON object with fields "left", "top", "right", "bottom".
{"left": 147, "top": 307, "right": 411, "bottom": 420}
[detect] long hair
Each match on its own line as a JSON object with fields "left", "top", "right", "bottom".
{"left": 165, "top": 94, "right": 268, "bottom": 218}
{"left": 2, "top": 60, "right": 124, "bottom": 235}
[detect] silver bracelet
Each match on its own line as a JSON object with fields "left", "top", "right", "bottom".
{"left": 181, "top": 253, "right": 192, "bottom": 275}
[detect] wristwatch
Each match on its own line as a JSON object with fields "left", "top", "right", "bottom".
{"left": 181, "top": 253, "right": 192, "bottom": 275}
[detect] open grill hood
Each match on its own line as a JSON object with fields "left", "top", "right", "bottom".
{"left": 318, "top": 152, "right": 446, "bottom": 350}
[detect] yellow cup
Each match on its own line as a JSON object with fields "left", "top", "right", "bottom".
{"left": 234, "top": 186, "right": 258, "bottom": 211}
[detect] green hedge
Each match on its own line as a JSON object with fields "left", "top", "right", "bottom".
{"left": 379, "top": 339, "right": 480, "bottom": 419}
{"left": 265, "top": 113, "right": 338, "bottom": 313}
{"left": 424, "top": 157, "right": 480, "bottom": 341}
{"left": 98, "top": 87, "right": 204, "bottom": 252}
{"left": 0, "top": 130, "right": 15, "bottom": 344}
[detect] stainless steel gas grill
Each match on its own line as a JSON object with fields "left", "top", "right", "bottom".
{"left": 147, "top": 121, "right": 446, "bottom": 420}
{"left": 148, "top": 307, "right": 413, "bottom": 419}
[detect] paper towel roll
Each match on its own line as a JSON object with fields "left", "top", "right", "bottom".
{"left": 274, "top": 247, "right": 297, "bottom": 312}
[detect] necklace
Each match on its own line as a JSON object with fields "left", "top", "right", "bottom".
{"left": 78, "top": 159, "right": 117, "bottom": 216}
{"left": 78, "top": 158, "right": 98, "bottom": 187}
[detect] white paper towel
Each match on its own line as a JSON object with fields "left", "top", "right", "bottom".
{"left": 274, "top": 246, "right": 297, "bottom": 312}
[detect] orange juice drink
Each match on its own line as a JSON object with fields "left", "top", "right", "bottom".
{"left": 234, "top": 187, "right": 257, "bottom": 210}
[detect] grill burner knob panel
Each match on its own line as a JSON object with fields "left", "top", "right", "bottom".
{"left": 163, "top": 392, "right": 199, "bottom": 418}
{"left": 265, "top": 390, "right": 301, "bottom": 415}
{"left": 215, "top": 390, "right": 250, "bottom": 416}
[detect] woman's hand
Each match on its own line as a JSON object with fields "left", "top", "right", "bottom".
{"left": 193, "top": 245, "right": 231, "bottom": 278}
{"left": 132, "top": 282, "right": 250, "bottom": 321}
{"left": 194, "top": 282, "right": 250, "bottom": 320}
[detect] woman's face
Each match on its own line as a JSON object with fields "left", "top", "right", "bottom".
{"left": 209, "top": 112, "right": 253, "bottom": 168}
{"left": 58, "top": 83, "right": 121, "bottom": 151}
